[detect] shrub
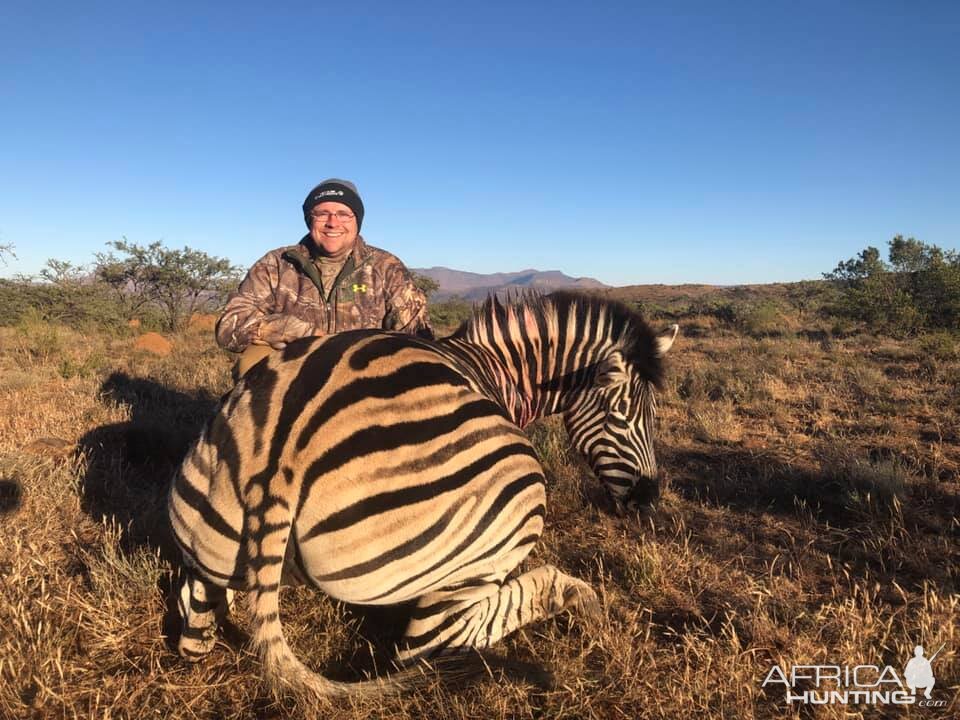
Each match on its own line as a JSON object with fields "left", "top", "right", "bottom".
{"left": 784, "top": 280, "right": 833, "bottom": 320}
{"left": 917, "top": 331, "right": 958, "bottom": 362}
{"left": 708, "top": 300, "right": 784, "bottom": 337}
{"left": 411, "top": 273, "right": 440, "bottom": 298}
{"left": 711, "top": 302, "right": 738, "bottom": 326}
{"left": 737, "top": 301, "right": 783, "bottom": 337}
{"left": 824, "top": 236, "right": 960, "bottom": 334}
{"left": 94, "top": 239, "right": 241, "bottom": 331}
{"left": 429, "top": 297, "right": 475, "bottom": 332}
{"left": 0, "top": 280, "right": 127, "bottom": 330}
{"left": 58, "top": 350, "right": 107, "bottom": 380}
{"left": 13, "top": 309, "right": 65, "bottom": 366}
{"left": 631, "top": 300, "right": 674, "bottom": 322}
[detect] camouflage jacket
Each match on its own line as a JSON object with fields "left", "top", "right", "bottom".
{"left": 215, "top": 235, "right": 433, "bottom": 352}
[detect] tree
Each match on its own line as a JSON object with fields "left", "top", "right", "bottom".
{"left": 40, "top": 258, "right": 87, "bottom": 286}
{"left": 0, "top": 243, "right": 14, "bottom": 265}
{"left": 93, "top": 239, "right": 242, "bottom": 331}
{"left": 94, "top": 241, "right": 155, "bottom": 319}
{"left": 888, "top": 234, "right": 946, "bottom": 274}
{"left": 784, "top": 280, "right": 825, "bottom": 320}
{"left": 824, "top": 246, "right": 886, "bottom": 285}
{"left": 824, "top": 236, "right": 960, "bottom": 334}
{"left": 412, "top": 272, "right": 440, "bottom": 299}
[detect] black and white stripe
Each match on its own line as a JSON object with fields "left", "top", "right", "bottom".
{"left": 168, "top": 291, "right": 677, "bottom": 700}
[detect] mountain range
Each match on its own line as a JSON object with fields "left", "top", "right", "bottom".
{"left": 412, "top": 267, "right": 607, "bottom": 301}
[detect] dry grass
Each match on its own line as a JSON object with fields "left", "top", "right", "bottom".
{"left": 1, "top": 298, "right": 958, "bottom": 719}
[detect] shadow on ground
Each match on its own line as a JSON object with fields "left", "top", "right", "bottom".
{"left": 661, "top": 444, "right": 959, "bottom": 597}
{"left": 77, "top": 371, "right": 221, "bottom": 553}
{"left": 664, "top": 444, "right": 959, "bottom": 527}
{"left": 72, "top": 372, "right": 225, "bottom": 659}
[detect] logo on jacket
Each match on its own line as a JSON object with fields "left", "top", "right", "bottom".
{"left": 352, "top": 283, "right": 368, "bottom": 293}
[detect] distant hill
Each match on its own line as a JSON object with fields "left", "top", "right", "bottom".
{"left": 413, "top": 266, "right": 607, "bottom": 300}
{"left": 603, "top": 281, "right": 811, "bottom": 304}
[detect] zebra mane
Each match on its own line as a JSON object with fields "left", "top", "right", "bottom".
{"left": 451, "top": 289, "right": 666, "bottom": 388}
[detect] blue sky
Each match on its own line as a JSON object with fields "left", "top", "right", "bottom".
{"left": 1, "top": 1, "right": 957, "bottom": 286}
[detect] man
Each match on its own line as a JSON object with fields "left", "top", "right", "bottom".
{"left": 216, "top": 179, "right": 433, "bottom": 377}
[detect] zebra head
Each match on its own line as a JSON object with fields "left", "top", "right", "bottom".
{"left": 563, "top": 323, "right": 678, "bottom": 514}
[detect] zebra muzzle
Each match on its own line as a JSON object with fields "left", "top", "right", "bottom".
{"left": 626, "top": 476, "right": 660, "bottom": 510}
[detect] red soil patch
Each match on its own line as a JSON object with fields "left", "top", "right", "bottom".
{"left": 134, "top": 332, "right": 172, "bottom": 356}
{"left": 188, "top": 313, "right": 218, "bottom": 332}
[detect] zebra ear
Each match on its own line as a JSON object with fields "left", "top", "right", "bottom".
{"left": 655, "top": 324, "right": 679, "bottom": 357}
{"left": 596, "top": 351, "right": 628, "bottom": 387}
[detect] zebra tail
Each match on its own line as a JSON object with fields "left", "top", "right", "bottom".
{"left": 243, "top": 500, "right": 463, "bottom": 703}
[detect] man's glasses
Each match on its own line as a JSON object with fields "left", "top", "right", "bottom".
{"left": 311, "top": 210, "right": 355, "bottom": 223}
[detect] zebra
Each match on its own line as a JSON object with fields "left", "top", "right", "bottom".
{"left": 168, "top": 291, "right": 678, "bottom": 701}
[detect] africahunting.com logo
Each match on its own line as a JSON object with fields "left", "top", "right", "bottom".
{"left": 761, "top": 644, "right": 949, "bottom": 707}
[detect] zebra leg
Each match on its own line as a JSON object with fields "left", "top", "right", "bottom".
{"left": 176, "top": 569, "right": 235, "bottom": 660}
{"left": 396, "top": 564, "right": 601, "bottom": 664}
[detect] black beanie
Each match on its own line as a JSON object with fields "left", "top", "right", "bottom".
{"left": 302, "top": 179, "right": 364, "bottom": 230}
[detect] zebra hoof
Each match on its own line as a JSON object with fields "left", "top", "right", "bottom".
{"left": 561, "top": 583, "right": 602, "bottom": 622}
{"left": 178, "top": 630, "right": 217, "bottom": 661}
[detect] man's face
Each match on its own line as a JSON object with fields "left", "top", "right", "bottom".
{"left": 308, "top": 201, "right": 358, "bottom": 255}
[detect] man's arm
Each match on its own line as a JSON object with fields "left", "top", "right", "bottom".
{"left": 215, "top": 251, "right": 315, "bottom": 352}
{"left": 381, "top": 258, "right": 435, "bottom": 340}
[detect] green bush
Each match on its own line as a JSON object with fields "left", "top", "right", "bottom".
{"left": 708, "top": 300, "right": 783, "bottom": 337}
{"left": 737, "top": 301, "right": 782, "bottom": 337}
{"left": 917, "top": 331, "right": 958, "bottom": 361}
{"left": 684, "top": 298, "right": 718, "bottom": 318}
{"left": 823, "top": 273, "right": 924, "bottom": 335}
{"left": 1, "top": 240, "right": 241, "bottom": 333}
{"left": 824, "top": 236, "right": 960, "bottom": 335}
{"left": 784, "top": 279, "right": 833, "bottom": 320}
{"left": 56, "top": 348, "right": 108, "bottom": 380}
{"left": 711, "top": 302, "right": 737, "bottom": 326}
{"left": 909, "top": 261, "right": 960, "bottom": 329}
{"left": 14, "top": 309, "right": 64, "bottom": 365}
{"left": 0, "top": 279, "right": 127, "bottom": 330}
{"left": 429, "top": 297, "right": 475, "bottom": 332}
{"left": 631, "top": 300, "right": 674, "bottom": 322}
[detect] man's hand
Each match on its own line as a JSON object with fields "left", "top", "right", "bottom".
{"left": 254, "top": 314, "right": 316, "bottom": 350}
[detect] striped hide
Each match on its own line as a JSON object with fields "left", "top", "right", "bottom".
{"left": 168, "top": 291, "right": 678, "bottom": 700}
